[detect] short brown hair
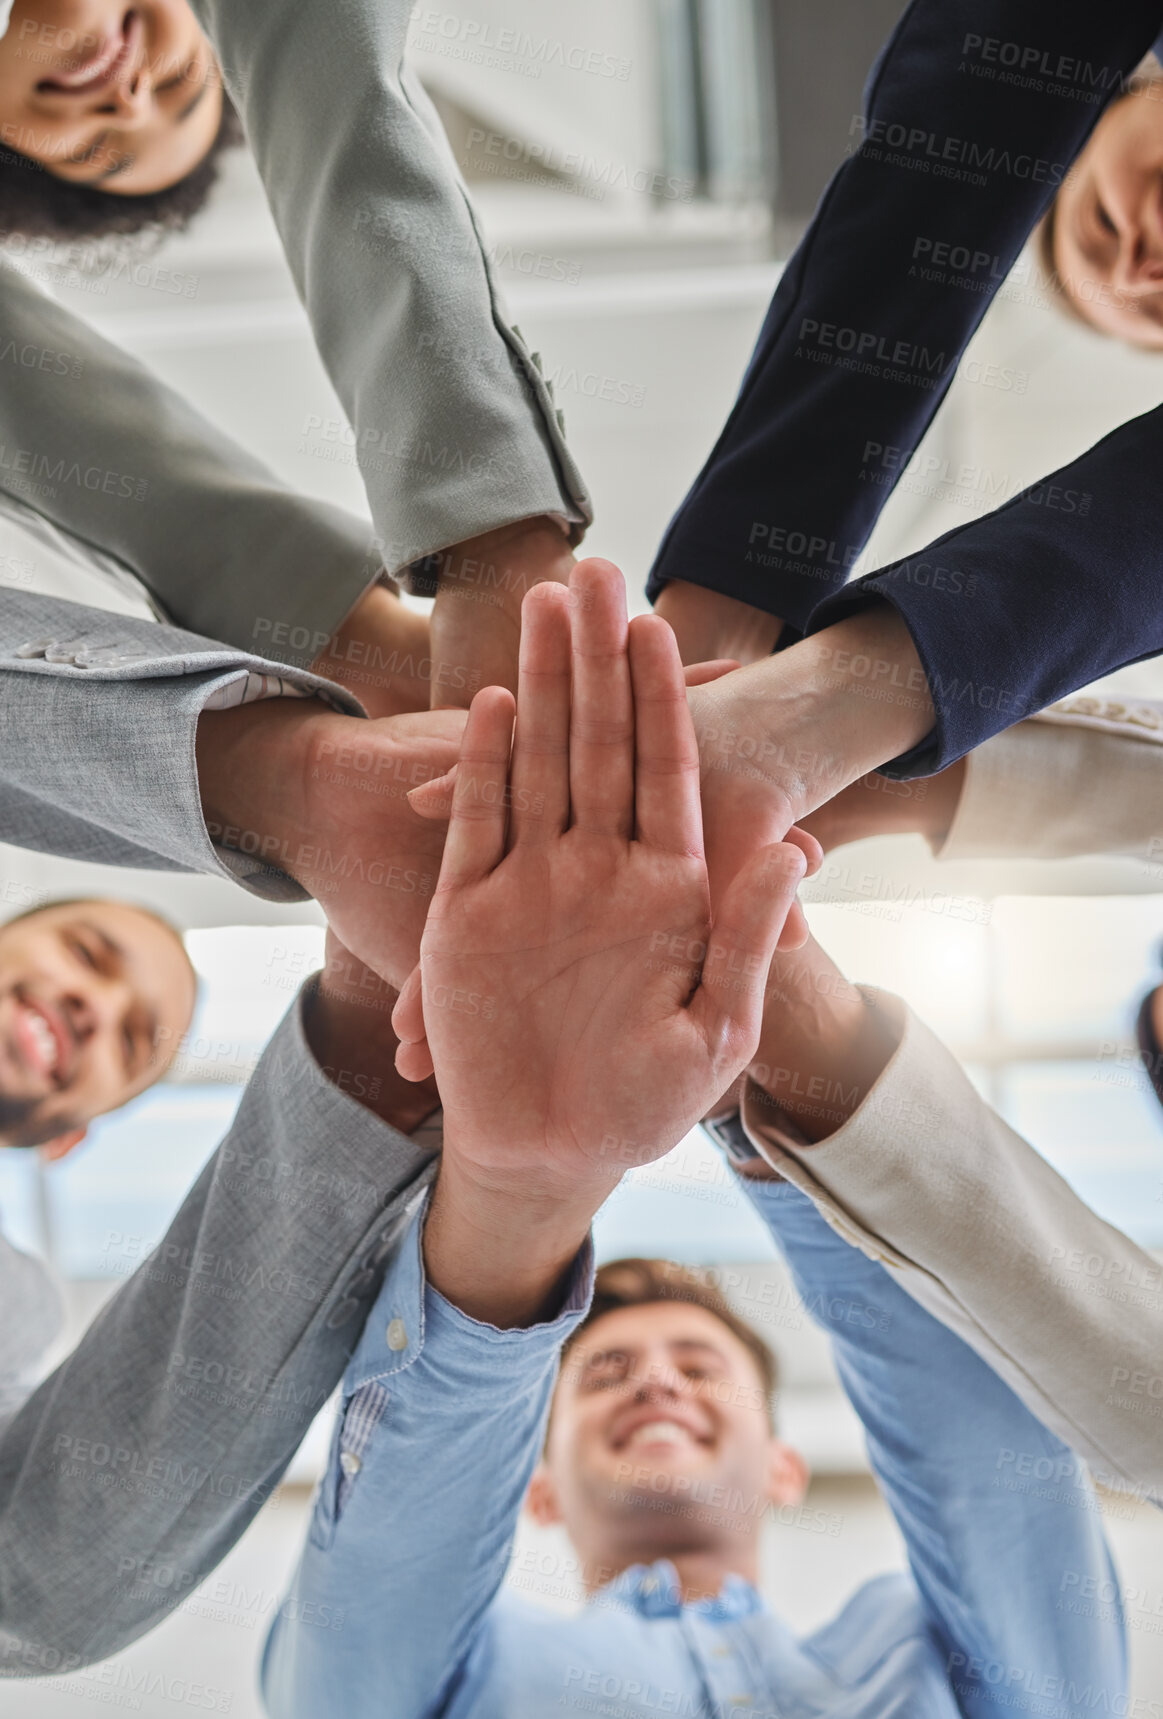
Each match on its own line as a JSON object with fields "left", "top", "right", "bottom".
{"left": 562, "top": 1257, "right": 779, "bottom": 1408}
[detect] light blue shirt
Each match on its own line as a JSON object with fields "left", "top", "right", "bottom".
{"left": 262, "top": 1176, "right": 1126, "bottom": 1719}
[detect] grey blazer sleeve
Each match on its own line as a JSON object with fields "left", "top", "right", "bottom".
{"left": 0, "top": 263, "right": 381, "bottom": 666}
{"left": 741, "top": 998, "right": 1163, "bottom": 1502}
{"left": 0, "top": 588, "right": 362, "bottom": 899}
{"left": 0, "top": 978, "right": 439, "bottom": 1677}
{"left": 189, "top": 0, "right": 591, "bottom": 582}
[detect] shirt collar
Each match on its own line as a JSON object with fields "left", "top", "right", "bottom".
{"left": 595, "top": 1560, "right": 764, "bottom": 1622}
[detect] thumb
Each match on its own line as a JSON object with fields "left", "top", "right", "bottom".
{"left": 689, "top": 842, "right": 808, "bottom": 1062}
{"left": 683, "top": 658, "right": 740, "bottom": 688}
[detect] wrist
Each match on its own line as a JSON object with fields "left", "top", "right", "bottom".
{"left": 423, "top": 1155, "right": 597, "bottom": 1329}
{"left": 431, "top": 516, "right": 572, "bottom": 608}
{"left": 749, "top": 976, "right": 898, "bottom": 1142}
{"left": 655, "top": 580, "right": 782, "bottom": 667}
{"left": 195, "top": 696, "right": 327, "bottom": 876}
{"left": 696, "top": 600, "right": 934, "bottom": 824}
{"left": 304, "top": 962, "right": 439, "bottom": 1134}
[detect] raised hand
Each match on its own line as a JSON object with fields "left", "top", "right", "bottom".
{"left": 392, "top": 558, "right": 807, "bottom": 1210}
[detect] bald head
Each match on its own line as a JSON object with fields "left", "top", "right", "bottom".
{"left": 0, "top": 899, "right": 196, "bottom": 1156}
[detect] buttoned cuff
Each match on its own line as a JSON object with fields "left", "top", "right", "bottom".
{"left": 346, "top": 1193, "right": 594, "bottom": 1397}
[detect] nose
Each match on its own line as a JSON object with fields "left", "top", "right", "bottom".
{"left": 99, "top": 64, "right": 154, "bottom": 127}
{"left": 632, "top": 1352, "right": 688, "bottom": 1403}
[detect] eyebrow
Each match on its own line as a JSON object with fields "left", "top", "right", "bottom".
{"left": 580, "top": 1337, "right": 728, "bottom": 1370}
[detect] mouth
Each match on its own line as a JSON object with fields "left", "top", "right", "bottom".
{"left": 11, "top": 997, "right": 70, "bottom": 1086}
{"left": 614, "top": 1415, "right": 710, "bottom": 1454}
{"left": 40, "top": 10, "right": 143, "bottom": 96}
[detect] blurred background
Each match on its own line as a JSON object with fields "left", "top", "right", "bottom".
{"left": 3, "top": 0, "right": 1162, "bottom": 1710}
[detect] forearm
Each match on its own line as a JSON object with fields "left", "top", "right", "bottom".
{"left": 934, "top": 698, "right": 1163, "bottom": 863}
{"left": 647, "top": 0, "right": 1159, "bottom": 624}
{"left": 0, "top": 266, "right": 377, "bottom": 661}
{"left": 742, "top": 1180, "right": 1126, "bottom": 1713}
{"left": 0, "top": 591, "right": 359, "bottom": 889}
{"left": 815, "top": 405, "right": 1163, "bottom": 775}
{"left": 189, "top": 0, "right": 588, "bottom": 580}
{"left": 743, "top": 997, "right": 1163, "bottom": 1496}
{"left": 263, "top": 1200, "right": 591, "bottom": 1719}
{"left": 0, "top": 983, "right": 438, "bottom": 1677}
{"left": 696, "top": 600, "right": 936, "bottom": 828}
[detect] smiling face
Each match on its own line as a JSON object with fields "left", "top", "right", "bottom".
{"left": 0, "top": 0, "right": 222, "bottom": 195}
{"left": 0, "top": 899, "right": 196, "bottom": 1154}
{"left": 1051, "top": 80, "right": 1163, "bottom": 349}
{"left": 528, "top": 1299, "right": 806, "bottom": 1591}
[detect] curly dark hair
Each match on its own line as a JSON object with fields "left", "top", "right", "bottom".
{"left": 0, "top": 88, "right": 244, "bottom": 243}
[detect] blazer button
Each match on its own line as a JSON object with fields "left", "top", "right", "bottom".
{"left": 325, "top": 1297, "right": 361, "bottom": 1330}
{"left": 386, "top": 1318, "right": 408, "bottom": 1352}
{"left": 14, "top": 639, "right": 55, "bottom": 658}
{"left": 75, "top": 645, "right": 149, "bottom": 669}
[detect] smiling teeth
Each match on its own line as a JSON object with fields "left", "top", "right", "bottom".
{"left": 25, "top": 1010, "right": 58, "bottom": 1073}
{"left": 625, "top": 1420, "right": 697, "bottom": 1449}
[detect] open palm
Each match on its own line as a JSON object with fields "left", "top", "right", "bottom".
{"left": 394, "top": 561, "right": 807, "bottom": 1206}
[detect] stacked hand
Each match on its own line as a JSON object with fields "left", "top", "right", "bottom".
{"left": 393, "top": 560, "right": 809, "bottom": 1324}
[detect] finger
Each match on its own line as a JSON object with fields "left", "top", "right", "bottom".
{"left": 777, "top": 899, "right": 810, "bottom": 951}
{"left": 628, "top": 614, "right": 703, "bottom": 855}
{"left": 391, "top": 965, "right": 426, "bottom": 1045}
{"left": 683, "top": 659, "right": 740, "bottom": 688}
{"left": 689, "top": 842, "right": 808, "bottom": 1061}
{"left": 437, "top": 686, "right": 515, "bottom": 889}
{"left": 407, "top": 765, "right": 457, "bottom": 821}
{"left": 568, "top": 558, "right": 634, "bottom": 837}
{"left": 784, "top": 824, "right": 823, "bottom": 877}
{"left": 510, "top": 582, "right": 572, "bottom": 845}
{"left": 395, "top": 1038, "right": 435, "bottom": 1082}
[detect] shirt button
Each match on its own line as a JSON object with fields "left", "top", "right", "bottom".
{"left": 386, "top": 1318, "right": 408, "bottom": 1351}
{"left": 641, "top": 1577, "right": 657, "bottom": 1594}
{"left": 339, "top": 1451, "right": 362, "bottom": 1478}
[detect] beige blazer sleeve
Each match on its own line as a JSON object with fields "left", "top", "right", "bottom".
{"left": 741, "top": 994, "right": 1163, "bottom": 1501}
{"left": 936, "top": 693, "right": 1163, "bottom": 864}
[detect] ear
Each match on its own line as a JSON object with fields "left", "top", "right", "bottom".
{"left": 764, "top": 1438, "right": 809, "bottom": 1509}
{"left": 38, "top": 1127, "right": 87, "bottom": 1164}
{"left": 524, "top": 1461, "right": 564, "bottom": 1527}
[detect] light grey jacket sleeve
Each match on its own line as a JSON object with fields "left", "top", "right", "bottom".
{"left": 189, "top": 0, "right": 591, "bottom": 583}
{"left": 0, "top": 262, "right": 381, "bottom": 666}
{"left": 0, "top": 978, "right": 439, "bottom": 1677}
{"left": 936, "top": 693, "right": 1163, "bottom": 864}
{"left": 740, "top": 997, "right": 1163, "bottom": 1502}
{"left": 0, "top": 587, "right": 362, "bottom": 898}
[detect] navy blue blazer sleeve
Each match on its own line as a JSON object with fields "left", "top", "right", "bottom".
{"left": 647, "top": 0, "right": 1163, "bottom": 766}
{"left": 817, "top": 405, "right": 1163, "bottom": 774}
